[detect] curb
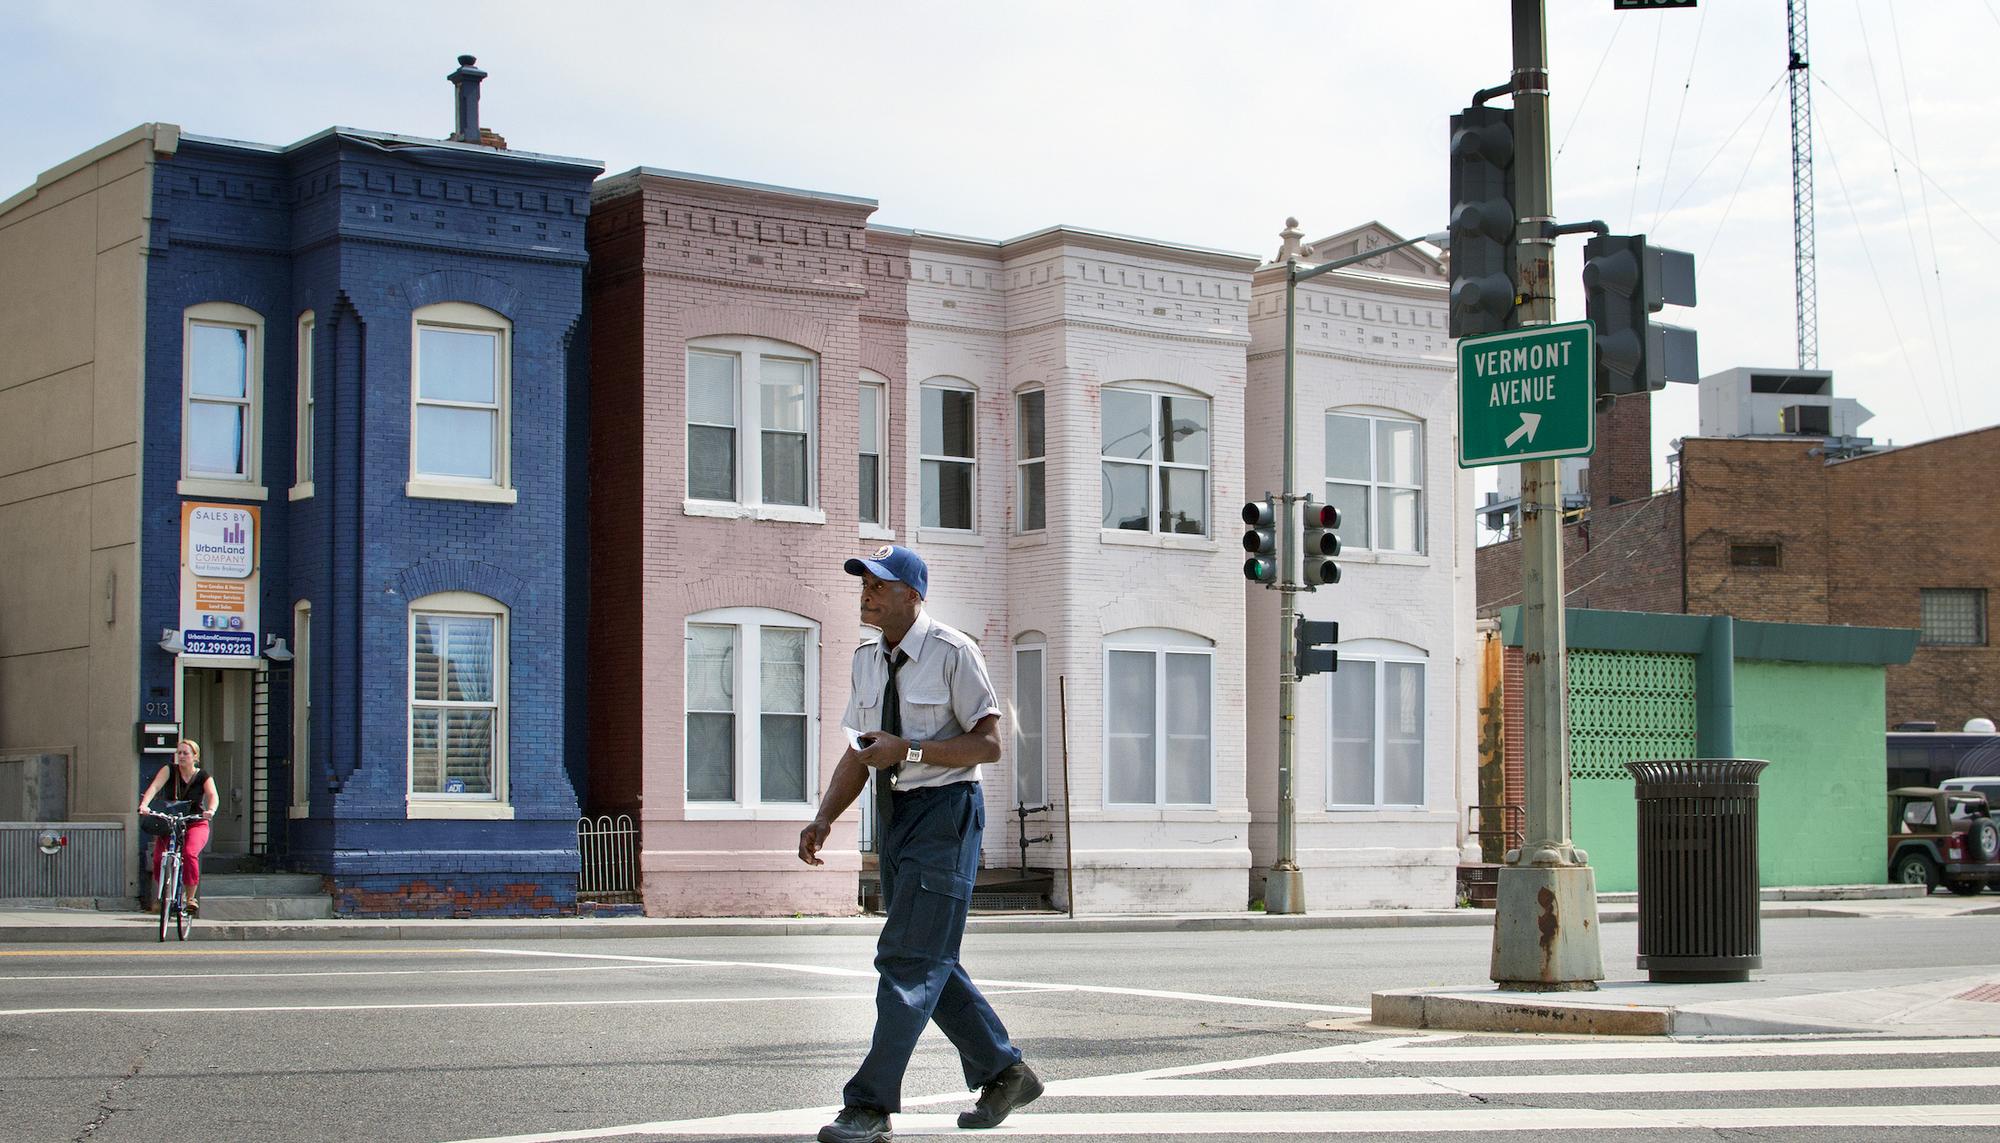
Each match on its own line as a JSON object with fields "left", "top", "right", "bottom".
{"left": 1371, "top": 989, "right": 1673, "bottom": 1036}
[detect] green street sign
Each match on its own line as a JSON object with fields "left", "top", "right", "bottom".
{"left": 1457, "top": 321, "right": 1596, "bottom": 468}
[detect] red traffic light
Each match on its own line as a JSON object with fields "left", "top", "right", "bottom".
{"left": 1306, "top": 503, "right": 1340, "bottom": 529}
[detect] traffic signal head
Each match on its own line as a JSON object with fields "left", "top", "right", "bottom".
{"left": 1448, "top": 106, "right": 1517, "bottom": 339}
{"left": 1301, "top": 499, "right": 1341, "bottom": 588}
{"left": 1582, "top": 234, "right": 1699, "bottom": 397}
{"left": 1295, "top": 617, "right": 1339, "bottom": 679}
{"left": 1241, "top": 499, "right": 1277, "bottom": 586}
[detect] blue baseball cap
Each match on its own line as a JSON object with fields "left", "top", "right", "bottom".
{"left": 845, "top": 544, "right": 928, "bottom": 599}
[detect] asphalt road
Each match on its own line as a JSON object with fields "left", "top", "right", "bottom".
{"left": 6, "top": 914, "right": 2000, "bottom": 1142}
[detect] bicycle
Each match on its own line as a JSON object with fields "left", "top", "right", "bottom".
{"left": 141, "top": 808, "right": 206, "bottom": 942}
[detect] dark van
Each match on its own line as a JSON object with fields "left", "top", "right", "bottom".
{"left": 1887, "top": 732, "right": 2000, "bottom": 789}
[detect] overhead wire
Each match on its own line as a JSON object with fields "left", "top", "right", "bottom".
{"left": 1816, "top": 112, "right": 1940, "bottom": 437}
{"left": 1699, "top": 91, "right": 1784, "bottom": 268}
{"left": 1648, "top": 2, "right": 1710, "bottom": 232}
{"left": 1887, "top": 4, "right": 1966, "bottom": 431}
{"left": 1555, "top": 22, "right": 1624, "bottom": 162}
{"left": 1814, "top": 78, "right": 2000, "bottom": 249}
{"left": 1856, "top": 1, "right": 1958, "bottom": 431}
{"left": 1649, "top": 73, "right": 1786, "bottom": 241}
{"left": 1628, "top": 21, "right": 1666, "bottom": 224}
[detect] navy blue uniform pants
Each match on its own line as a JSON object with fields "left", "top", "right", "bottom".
{"left": 843, "top": 780, "right": 1022, "bottom": 1113}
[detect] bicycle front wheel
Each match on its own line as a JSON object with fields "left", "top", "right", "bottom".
{"left": 157, "top": 860, "right": 178, "bottom": 942}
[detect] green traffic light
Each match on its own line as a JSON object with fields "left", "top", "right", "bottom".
{"left": 1243, "top": 556, "right": 1276, "bottom": 584}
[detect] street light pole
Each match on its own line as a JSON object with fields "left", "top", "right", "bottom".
{"left": 1266, "top": 223, "right": 1450, "bottom": 916}
{"left": 1487, "top": 0, "right": 1604, "bottom": 990}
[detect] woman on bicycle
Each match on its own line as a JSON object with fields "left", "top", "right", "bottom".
{"left": 138, "top": 739, "right": 219, "bottom": 913}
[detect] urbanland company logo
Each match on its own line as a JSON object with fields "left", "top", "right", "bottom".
{"left": 187, "top": 506, "right": 255, "bottom": 578}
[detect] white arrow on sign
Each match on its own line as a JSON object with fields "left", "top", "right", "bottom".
{"left": 1504, "top": 412, "right": 1542, "bottom": 449}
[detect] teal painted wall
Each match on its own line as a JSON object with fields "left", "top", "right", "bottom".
{"left": 1569, "top": 659, "right": 1886, "bottom": 892}
{"left": 1573, "top": 777, "right": 1646, "bottom": 892}
{"left": 1734, "top": 660, "right": 1886, "bottom": 887}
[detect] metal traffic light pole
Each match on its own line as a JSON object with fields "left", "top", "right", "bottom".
{"left": 1488, "top": 0, "right": 1604, "bottom": 989}
{"left": 1266, "top": 226, "right": 1450, "bottom": 916}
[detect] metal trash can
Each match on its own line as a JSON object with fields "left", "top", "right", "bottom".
{"left": 1624, "top": 759, "right": 1769, "bottom": 983}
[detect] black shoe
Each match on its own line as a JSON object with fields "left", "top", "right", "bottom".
{"left": 817, "top": 1106, "right": 892, "bottom": 1143}
{"left": 959, "top": 1061, "right": 1043, "bottom": 1129}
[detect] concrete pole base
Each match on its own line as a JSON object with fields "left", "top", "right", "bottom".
{"left": 1490, "top": 862, "right": 1605, "bottom": 990}
{"left": 1264, "top": 868, "right": 1305, "bottom": 915}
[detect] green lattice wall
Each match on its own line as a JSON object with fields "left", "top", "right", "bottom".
{"left": 1568, "top": 649, "right": 1697, "bottom": 892}
{"left": 1568, "top": 650, "right": 1697, "bottom": 780}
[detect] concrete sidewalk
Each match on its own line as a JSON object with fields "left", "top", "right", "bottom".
{"left": 1371, "top": 964, "right": 2000, "bottom": 1038}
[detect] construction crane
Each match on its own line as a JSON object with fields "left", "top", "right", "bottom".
{"left": 1788, "top": 0, "right": 1816, "bottom": 369}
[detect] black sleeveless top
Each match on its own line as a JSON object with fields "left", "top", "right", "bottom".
{"left": 152, "top": 766, "right": 214, "bottom": 814}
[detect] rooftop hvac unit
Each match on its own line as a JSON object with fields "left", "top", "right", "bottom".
{"left": 1780, "top": 404, "right": 1831, "bottom": 436}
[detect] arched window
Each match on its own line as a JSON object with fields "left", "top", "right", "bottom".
{"left": 410, "top": 302, "right": 514, "bottom": 502}
{"left": 1015, "top": 388, "right": 1046, "bottom": 533}
{"left": 292, "top": 310, "right": 315, "bottom": 499}
{"left": 1103, "top": 628, "right": 1213, "bottom": 807}
{"left": 859, "top": 369, "right": 889, "bottom": 531}
{"left": 290, "top": 600, "right": 311, "bottom": 816}
{"left": 1325, "top": 408, "right": 1424, "bottom": 554}
{"left": 1326, "top": 638, "right": 1427, "bottom": 809}
{"left": 686, "top": 607, "right": 820, "bottom": 817}
{"left": 1012, "top": 633, "right": 1047, "bottom": 805}
{"left": 920, "top": 377, "right": 977, "bottom": 530}
{"left": 181, "top": 301, "right": 265, "bottom": 497}
{"left": 688, "top": 336, "right": 818, "bottom": 510}
{"left": 407, "top": 591, "right": 511, "bottom": 818}
{"left": 1101, "top": 384, "right": 1210, "bottom": 537}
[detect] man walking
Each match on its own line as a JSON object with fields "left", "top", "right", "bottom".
{"left": 799, "top": 544, "right": 1043, "bottom": 1143}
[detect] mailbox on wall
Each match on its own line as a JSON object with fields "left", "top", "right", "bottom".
{"left": 137, "top": 723, "right": 180, "bottom": 755}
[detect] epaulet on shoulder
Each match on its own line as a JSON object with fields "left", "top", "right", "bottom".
{"left": 930, "top": 623, "right": 976, "bottom": 650}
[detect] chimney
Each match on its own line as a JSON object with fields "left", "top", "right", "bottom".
{"left": 447, "top": 54, "right": 487, "bottom": 144}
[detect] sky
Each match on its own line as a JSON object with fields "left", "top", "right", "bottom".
{"left": 5, "top": 0, "right": 1995, "bottom": 508}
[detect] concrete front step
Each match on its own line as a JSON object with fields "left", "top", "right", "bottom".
{"left": 202, "top": 873, "right": 324, "bottom": 896}
{"left": 195, "top": 873, "right": 332, "bottom": 921}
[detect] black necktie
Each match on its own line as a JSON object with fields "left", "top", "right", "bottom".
{"left": 874, "top": 651, "right": 905, "bottom": 834}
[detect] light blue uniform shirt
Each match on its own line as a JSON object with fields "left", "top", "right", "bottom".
{"left": 842, "top": 609, "right": 1001, "bottom": 791}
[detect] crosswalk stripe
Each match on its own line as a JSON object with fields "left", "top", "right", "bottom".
{"left": 1049, "top": 1065, "right": 2000, "bottom": 1097}
{"left": 443, "top": 1103, "right": 2000, "bottom": 1140}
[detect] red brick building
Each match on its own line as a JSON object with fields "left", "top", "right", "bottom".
{"left": 1475, "top": 398, "right": 1999, "bottom": 730}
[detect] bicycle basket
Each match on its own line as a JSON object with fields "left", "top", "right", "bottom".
{"left": 139, "top": 814, "right": 172, "bottom": 836}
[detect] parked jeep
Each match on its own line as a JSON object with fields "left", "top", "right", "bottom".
{"left": 1887, "top": 786, "right": 2000, "bottom": 895}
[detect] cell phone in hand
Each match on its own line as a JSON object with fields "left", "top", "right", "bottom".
{"left": 843, "top": 726, "right": 871, "bottom": 752}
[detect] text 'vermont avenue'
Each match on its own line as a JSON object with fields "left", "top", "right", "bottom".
{"left": 1470, "top": 338, "right": 1574, "bottom": 408}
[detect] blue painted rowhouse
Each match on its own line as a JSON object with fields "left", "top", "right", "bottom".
{"left": 136, "top": 60, "right": 600, "bottom": 914}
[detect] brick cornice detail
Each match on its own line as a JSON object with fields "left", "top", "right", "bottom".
{"left": 676, "top": 304, "right": 833, "bottom": 353}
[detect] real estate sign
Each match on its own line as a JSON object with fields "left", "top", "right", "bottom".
{"left": 180, "top": 502, "right": 260, "bottom": 658}
{"left": 1457, "top": 321, "right": 1597, "bottom": 468}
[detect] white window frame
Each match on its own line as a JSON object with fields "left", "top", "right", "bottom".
{"left": 179, "top": 302, "right": 267, "bottom": 500}
{"left": 406, "top": 590, "right": 512, "bottom": 819}
{"left": 1325, "top": 643, "right": 1428, "bottom": 810}
{"left": 684, "top": 607, "right": 821, "bottom": 821}
{"left": 1012, "top": 639, "right": 1047, "bottom": 807}
{"left": 290, "top": 311, "right": 315, "bottom": 500}
{"left": 1016, "top": 389, "right": 1047, "bottom": 534}
{"left": 859, "top": 370, "right": 890, "bottom": 537}
{"left": 1324, "top": 409, "right": 1425, "bottom": 555}
{"left": 289, "top": 600, "right": 311, "bottom": 818}
{"left": 920, "top": 379, "right": 978, "bottom": 532}
{"left": 1100, "top": 385, "right": 1211, "bottom": 538}
{"left": 1102, "top": 629, "right": 1215, "bottom": 808}
{"left": 408, "top": 302, "right": 516, "bottom": 504}
{"left": 684, "top": 336, "right": 820, "bottom": 518}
